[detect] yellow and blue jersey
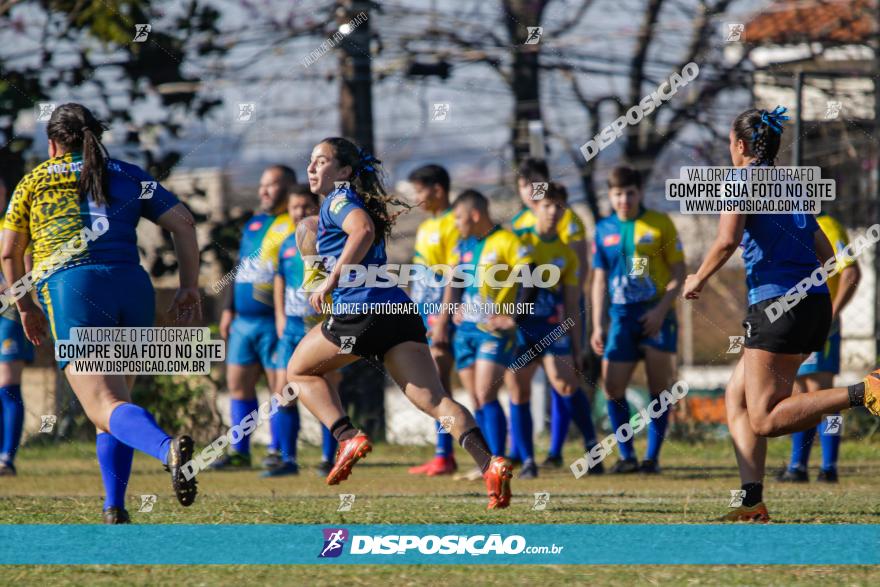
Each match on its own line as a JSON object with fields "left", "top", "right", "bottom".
{"left": 451, "top": 225, "right": 532, "bottom": 323}
{"left": 741, "top": 212, "right": 828, "bottom": 305}
{"left": 816, "top": 214, "right": 854, "bottom": 300}
{"left": 5, "top": 152, "right": 178, "bottom": 283}
{"left": 517, "top": 228, "right": 578, "bottom": 321}
{"left": 592, "top": 208, "right": 684, "bottom": 312}
{"left": 277, "top": 232, "right": 319, "bottom": 324}
{"left": 233, "top": 211, "right": 294, "bottom": 317}
{"left": 511, "top": 206, "right": 586, "bottom": 245}
{"left": 411, "top": 208, "right": 460, "bottom": 313}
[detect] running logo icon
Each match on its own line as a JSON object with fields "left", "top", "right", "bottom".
{"left": 133, "top": 24, "right": 151, "bottom": 42}
{"left": 525, "top": 27, "right": 543, "bottom": 45}
{"left": 531, "top": 182, "right": 548, "bottom": 201}
{"left": 824, "top": 415, "right": 843, "bottom": 436}
{"left": 825, "top": 101, "right": 841, "bottom": 120}
{"left": 35, "top": 103, "right": 56, "bottom": 122}
{"left": 727, "top": 336, "right": 744, "bottom": 354}
{"left": 337, "top": 494, "right": 355, "bottom": 512}
{"left": 532, "top": 492, "right": 550, "bottom": 511}
{"left": 319, "top": 528, "right": 349, "bottom": 558}
{"left": 39, "top": 415, "right": 56, "bottom": 433}
{"left": 138, "top": 494, "right": 157, "bottom": 512}
{"left": 630, "top": 257, "right": 647, "bottom": 276}
{"left": 139, "top": 181, "right": 157, "bottom": 200}
{"left": 431, "top": 103, "right": 449, "bottom": 122}
{"left": 726, "top": 23, "right": 744, "bottom": 42}
{"left": 334, "top": 181, "right": 350, "bottom": 190}
{"left": 728, "top": 489, "right": 746, "bottom": 508}
{"left": 438, "top": 416, "right": 455, "bottom": 434}
{"left": 338, "top": 336, "right": 356, "bottom": 354}
{"left": 238, "top": 103, "right": 256, "bottom": 122}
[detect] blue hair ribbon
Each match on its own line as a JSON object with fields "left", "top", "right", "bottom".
{"left": 355, "top": 148, "right": 381, "bottom": 176}
{"left": 752, "top": 105, "right": 789, "bottom": 140}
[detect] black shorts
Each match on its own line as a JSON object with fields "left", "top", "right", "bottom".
{"left": 321, "top": 311, "right": 428, "bottom": 360}
{"left": 743, "top": 293, "right": 831, "bottom": 355}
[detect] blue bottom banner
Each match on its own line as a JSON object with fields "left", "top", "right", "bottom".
{"left": 1, "top": 524, "right": 877, "bottom": 565}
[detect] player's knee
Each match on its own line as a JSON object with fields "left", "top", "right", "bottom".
{"left": 550, "top": 376, "right": 575, "bottom": 396}
{"left": 748, "top": 413, "right": 777, "bottom": 437}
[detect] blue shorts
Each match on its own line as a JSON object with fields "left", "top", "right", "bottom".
{"left": 605, "top": 303, "right": 677, "bottom": 362}
{"left": 516, "top": 319, "right": 572, "bottom": 359}
{"left": 797, "top": 329, "right": 841, "bottom": 376}
{"left": 0, "top": 316, "right": 34, "bottom": 363}
{"left": 273, "top": 318, "right": 307, "bottom": 371}
{"left": 37, "top": 264, "right": 155, "bottom": 370}
{"left": 228, "top": 315, "right": 278, "bottom": 367}
{"left": 453, "top": 323, "right": 516, "bottom": 369}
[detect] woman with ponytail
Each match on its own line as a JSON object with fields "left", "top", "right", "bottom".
{"left": 1, "top": 103, "right": 202, "bottom": 523}
{"left": 682, "top": 106, "right": 880, "bottom": 522}
{"left": 285, "top": 137, "right": 513, "bottom": 509}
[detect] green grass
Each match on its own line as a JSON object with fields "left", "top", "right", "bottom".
{"left": 2, "top": 437, "right": 880, "bottom": 584}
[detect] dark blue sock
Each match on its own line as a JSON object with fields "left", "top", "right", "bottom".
{"left": 606, "top": 398, "right": 636, "bottom": 461}
{"left": 645, "top": 395, "right": 669, "bottom": 462}
{"left": 276, "top": 404, "right": 300, "bottom": 463}
{"left": 229, "top": 398, "right": 259, "bottom": 455}
{"left": 0, "top": 385, "right": 24, "bottom": 464}
{"left": 507, "top": 400, "right": 522, "bottom": 460}
{"left": 268, "top": 405, "right": 281, "bottom": 453}
{"left": 789, "top": 428, "right": 816, "bottom": 470}
{"left": 481, "top": 400, "right": 507, "bottom": 457}
{"left": 475, "top": 407, "right": 486, "bottom": 432}
{"left": 510, "top": 401, "right": 534, "bottom": 461}
{"left": 548, "top": 388, "right": 571, "bottom": 458}
{"left": 819, "top": 417, "right": 840, "bottom": 471}
{"left": 321, "top": 425, "right": 337, "bottom": 462}
{"left": 96, "top": 433, "right": 133, "bottom": 510}
{"left": 107, "top": 403, "right": 173, "bottom": 465}
{"left": 563, "top": 389, "right": 598, "bottom": 450}
{"left": 435, "top": 420, "right": 453, "bottom": 457}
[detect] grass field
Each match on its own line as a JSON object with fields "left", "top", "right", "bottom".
{"left": 2, "top": 436, "right": 879, "bottom": 585}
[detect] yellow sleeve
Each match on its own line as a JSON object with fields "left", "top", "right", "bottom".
{"left": 660, "top": 213, "right": 684, "bottom": 265}
{"left": 508, "top": 233, "right": 533, "bottom": 267}
{"left": 562, "top": 247, "right": 579, "bottom": 287}
{"left": 821, "top": 217, "right": 855, "bottom": 270}
{"left": 559, "top": 209, "right": 586, "bottom": 244}
{"left": 4, "top": 175, "right": 34, "bottom": 234}
{"left": 441, "top": 217, "right": 460, "bottom": 266}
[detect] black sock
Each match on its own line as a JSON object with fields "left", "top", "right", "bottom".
{"left": 459, "top": 427, "right": 493, "bottom": 473}
{"left": 330, "top": 417, "right": 358, "bottom": 442}
{"left": 848, "top": 382, "right": 865, "bottom": 407}
{"left": 742, "top": 482, "right": 763, "bottom": 507}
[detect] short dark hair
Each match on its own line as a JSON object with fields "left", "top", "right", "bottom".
{"left": 517, "top": 158, "right": 549, "bottom": 183}
{"left": 544, "top": 182, "right": 568, "bottom": 203}
{"left": 453, "top": 189, "right": 489, "bottom": 214}
{"left": 266, "top": 164, "right": 298, "bottom": 188}
{"left": 607, "top": 166, "right": 642, "bottom": 190}
{"left": 408, "top": 164, "right": 450, "bottom": 193}
{"left": 288, "top": 184, "right": 319, "bottom": 207}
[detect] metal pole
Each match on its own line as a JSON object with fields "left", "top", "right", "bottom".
{"left": 793, "top": 70, "right": 804, "bottom": 166}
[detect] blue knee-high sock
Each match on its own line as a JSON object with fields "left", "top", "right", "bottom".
{"left": 507, "top": 400, "right": 522, "bottom": 460}
{"left": 475, "top": 407, "right": 486, "bottom": 433}
{"left": 819, "top": 416, "right": 841, "bottom": 471}
{"left": 321, "top": 426, "right": 337, "bottom": 462}
{"left": 510, "top": 402, "right": 534, "bottom": 461}
{"left": 481, "top": 400, "right": 507, "bottom": 457}
{"left": 107, "top": 403, "right": 173, "bottom": 465}
{"left": 563, "top": 389, "right": 598, "bottom": 450}
{"left": 645, "top": 395, "right": 669, "bottom": 462}
{"left": 548, "top": 389, "right": 571, "bottom": 458}
{"left": 435, "top": 420, "right": 453, "bottom": 457}
{"left": 269, "top": 407, "right": 281, "bottom": 453}
{"left": 606, "top": 398, "right": 636, "bottom": 461}
{"left": 789, "top": 428, "right": 816, "bottom": 470}
{"left": 0, "top": 385, "right": 24, "bottom": 464}
{"left": 229, "top": 398, "right": 259, "bottom": 455}
{"left": 276, "top": 405, "right": 300, "bottom": 463}
{"left": 96, "top": 433, "right": 133, "bottom": 510}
